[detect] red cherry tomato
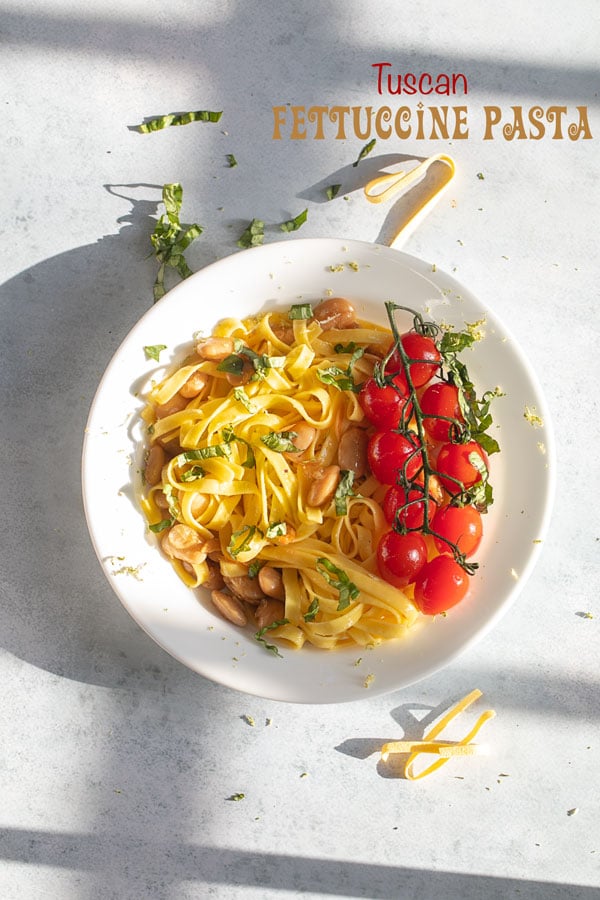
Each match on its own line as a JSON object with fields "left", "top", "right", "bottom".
{"left": 432, "top": 505, "right": 483, "bottom": 558}
{"left": 377, "top": 530, "right": 428, "bottom": 588}
{"left": 385, "top": 332, "right": 441, "bottom": 389}
{"left": 383, "top": 485, "right": 437, "bottom": 530}
{"left": 421, "top": 382, "right": 464, "bottom": 442}
{"left": 367, "top": 431, "right": 423, "bottom": 485}
{"left": 413, "top": 555, "right": 469, "bottom": 615}
{"left": 359, "top": 377, "right": 412, "bottom": 430}
{"left": 436, "top": 440, "right": 489, "bottom": 494}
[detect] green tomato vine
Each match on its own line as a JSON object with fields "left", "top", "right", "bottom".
{"left": 373, "top": 301, "right": 502, "bottom": 576}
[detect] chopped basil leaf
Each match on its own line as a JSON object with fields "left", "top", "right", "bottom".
{"left": 163, "top": 483, "right": 181, "bottom": 518}
{"left": 144, "top": 344, "right": 167, "bottom": 362}
{"left": 217, "top": 354, "right": 245, "bottom": 376}
{"left": 222, "top": 427, "right": 255, "bottom": 469}
{"left": 226, "top": 153, "right": 238, "bottom": 167}
{"left": 237, "top": 218, "right": 264, "bottom": 248}
{"left": 260, "top": 431, "right": 300, "bottom": 453}
{"left": 265, "top": 522, "right": 287, "bottom": 539}
{"left": 317, "top": 347, "right": 364, "bottom": 393}
{"left": 280, "top": 208, "right": 308, "bottom": 233}
{"left": 440, "top": 331, "right": 475, "bottom": 355}
{"left": 248, "top": 560, "right": 264, "bottom": 578}
{"left": 149, "top": 518, "right": 173, "bottom": 533}
{"left": 442, "top": 334, "right": 502, "bottom": 455}
{"left": 228, "top": 525, "right": 257, "bottom": 558}
{"left": 175, "top": 446, "right": 229, "bottom": 464}
{"left": 467, "top": 452, "right": 494, "bottom": 510}
{"left": 352, "top": 138, "right": 376, "bottom": 167}
{"left": 137, "top": 110, "right": 223, "bottom": 132}
{"left": 180, "top": 465, "right": 205, "bottom": 482}
{"left": 254, "top": 619, "right": 289, "bottom": 657}
{"left": 316, "top": 366, "right": 358, "bottom": 393}
{"left": 150, "top": 183, "right": 202, "bottom": 302}
{"left": 316, "top": 558, "right": 360, "bottom": 611}
{"left": 334, "top": 341, "right": 358, "bottom": 354}
{"left": 326, "top": 184, "right": 341, "bottom": 200}
{"left": 334, "top": 470, "right": 356, "bottom": 516}
{"left": 288, "top": 303, "right": 313, "bottom": 320}
{"left": 303, "top": 598, "right": 319, "bottom": 622}
{"left": 233, "top": 387, "right": 256, "bottom": 412}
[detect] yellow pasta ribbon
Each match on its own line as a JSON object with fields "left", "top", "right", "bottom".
{"left": 380, "top": 689, "right": 495, "bottom": 780}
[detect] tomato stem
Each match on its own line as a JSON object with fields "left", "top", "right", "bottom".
{"left": 382, "top": 301, "right": 479, "bottom": 576}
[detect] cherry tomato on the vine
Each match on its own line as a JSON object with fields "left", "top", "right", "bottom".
{"left": 367, "top": 431, "right": 423, "bottom": 485}
{"left": 436, "top": 440, "right": 489, "bottom": 494}
{"left": 377, "top": 530, "right": 428, "bottom": 588}
{"left": 421, "top": 382, "right": 464, "bottom": 442}
{"left": 359, "top": 376, "right": 412, "bottom": 430}
{"left": 382, "top": 485, "right": 437, "bottom": 530}
{"left": 432, "top": 505, "right": 483, "bottom": 558}
{"left": 413, "top": 554, "right": 469, "bottom": 615}
{"left": 385, "top": 332, "right": 441, "bottom": 390}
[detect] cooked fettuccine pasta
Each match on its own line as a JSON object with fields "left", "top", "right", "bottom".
{"left": 140, "top": 297, "right": 421, "bottom": 651}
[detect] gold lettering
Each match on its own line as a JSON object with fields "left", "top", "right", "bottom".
{"left": 307, "top": 106, "right": 328, "bottom": 139}
{"left": 528, "top": 106, "right": 545, "bottom": 140}
{"left": 569, "top": 106, "right": 593, "bottom": 140}
{"left": 352, "top": 105, "right": 373, "bottom": 140}
{"left": 394, "top": 107, "right": 412, "bottom": 138}
{"left": 546, "top": 106, "right": 567, "bottom": 139}
{"left": 483, "top": 106, "right": 502, "bottom": 140}
{"left": 290, "top": 106, "right": 307, "bottom": 140}
{"left": 453, "top": 106, "right": 469, "bottom": 139}
{"left": 329, "top": 106, "right": 350, "bottom": 139}
{"left": 375, "top": 106, "right": 392, "bottom": 139}
{"left": 272, "top": 106, "right": 287, "bottom": 140}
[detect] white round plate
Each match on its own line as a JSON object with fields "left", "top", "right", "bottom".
{"left": 82, "top": 239, "right": 555, "bottom": 703}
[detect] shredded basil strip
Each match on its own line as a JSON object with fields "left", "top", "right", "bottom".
{"left": 316, "top": 366, "right": 358, "bottom": 393}
{"left": 441, "top": 331, "right": 502, "bottom": 455}
{"left": 280, "top": 208, "right": 308, "bottom": 233}
{"left": 248, "top": 560, "right": 264, "bottom": 578}
{"left": 233, "top": 387, "right": 256, "bottom": 412}
{"left": 137, "top": 110, "right": 223, "bottom": 132}
{"left": 334, "top": 341, "right": 358, "bottom": 354}
{"left": 352, "top": 138, "right": 376, "bottom": 167}
{"left": 261, "top": 431, "right": 300, "bottom": 453}
{"left": 288, "top": 303, "right": 313, "bottom": 321}
{"left": 144, "top": 344, "right": 167, "bottom": 362}
{"left": 150, "top": 183, "right": 202, "bottom": 302}
{"left": 228, "top": 525, "right": 257, "bottom": 558}
{"left": 149, "top": 518, "right": 173, "bottom": 533}
{"left": 317, "top": 347, "right": 364, "bottom": 393}
{"left": 467, "top": 452, "right": 494, "bottom": 510}
{"left": 222, "top": 427, "right": 256, "bottom": 469}
{"left": 163, "top": 484, "right": 181, "bottom": 519}
{"left": 303, "top": 598, "right": 320, "bottom": 622}
{"left": 316, "top": 558, "right": 360, "bottom": 611}
{"left": 334, "top": 470, "right": 356, "bottom": 516}
{"left": 217, "top": 354, "right": 245, "bottom": 376}
{"left": 326, "top": 184, "right": 341, "bottom": 200}
{"left": 175, "top": 446, "right": 229, "bottom": 465}
{"left": 237, "top": 218, "right": 264, "bottom": 248}
{"left": 226, "top": 153, "right": 238, "bottom": 167}
{"left": 254, "top": 619, "right": 289, "bottom": 657}
{"left": 440, "top": 331, "right": 475, "bottom": 355}
{"left": 180, "top": 465, "right": 205, "bottom": 482}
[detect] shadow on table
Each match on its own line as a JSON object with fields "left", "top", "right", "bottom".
{"left": 1, "top": 826, "right": 598, "bottom": 899}
{"left": 0, "top": 184, "right": 229, "bottom": 693}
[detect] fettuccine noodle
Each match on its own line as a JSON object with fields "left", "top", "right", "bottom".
{"left": 140, "top": 299, "right": 421, "bottom": 650}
